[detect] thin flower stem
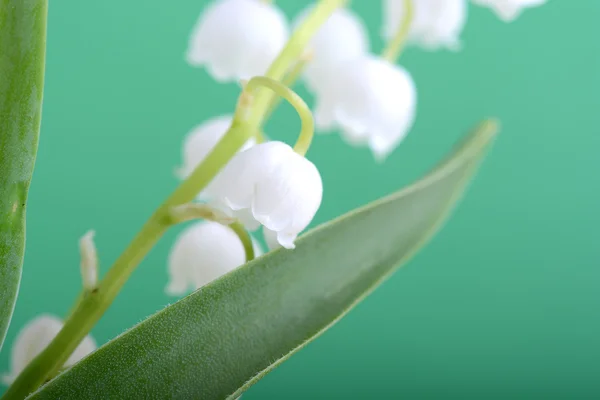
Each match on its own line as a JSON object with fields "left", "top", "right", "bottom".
{"left": 166, "top": 203, "right": 253, "bottom": 260}
{"left": 228, "top": 222, "right": 255, "bottom": 262}
{"left": 256, "top": 131, "right": 268, "bottom": 143}
{"left": 241, "top": 76, "right": 314, "bottom": 156}
{"left": 248, "top": 0, "right": 346, "bottom": 129}
{"left": 382, "top": 0, "right": 413, "bottom": 62}
{"left": 263, "top": 51, "right": 312, "bottom": 121}
{"left": 167, "top": 204, "right": 254, "bottom": 262}
{"left": 1, "top": 1, "right": 344, "bottom": 398}
{"left": 283, "top": 52, "right": 312, "bottom": 88}
{"left": 166, "top": 203, "right": 236, "bottom": 225}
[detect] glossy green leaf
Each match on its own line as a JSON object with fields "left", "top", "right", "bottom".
{"left": 0, "top": 0, "right": 47, "bottom": 351}
{"left": 30, "top": 121, "right": 498, "bottom": 400}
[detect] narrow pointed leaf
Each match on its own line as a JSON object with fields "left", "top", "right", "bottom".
{"left": 30, "top": 121, "right": 498, "bottom": 400}
{"left": 0, "top": 0, "right": 47, "bottom": 351}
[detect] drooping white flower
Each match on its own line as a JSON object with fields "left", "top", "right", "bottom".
{"left": 176, "top": 115, "right": 256, "bottom": 195}
{"left": 166, "top": 221, "right": 263, "bottom": 296}
{"left": 186, "top": 0, "right": 289, "bottom": 82}
{"left": 314, "top": 55, "right": 417, "bottom": 160}
{"left": 382, "top": 0, "right": 467, "bottom": 51}
{"left": 204, "top": 141, "right": 323, "bottom": 249}
{"left": 1, "top": 314, "right": 96, "bottom": 385}
{"left": 293, "top": 6, "right": 369, "bottom": 92}
{"left": 471, "top": 0, "right": 546, "bottom": 21}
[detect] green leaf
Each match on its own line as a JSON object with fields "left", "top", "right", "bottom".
{"left": 0, "top": 0, "right": 47, "bottom": 351}
{"left": 30, "top": 121, "right": 498, "bottom": 400}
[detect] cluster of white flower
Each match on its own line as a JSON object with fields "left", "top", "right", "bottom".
{"left": 165, "top": 0, "right": 546, "bottom": 294}
{"left": 1, "top": 0, "right": 546, "bottom": 381}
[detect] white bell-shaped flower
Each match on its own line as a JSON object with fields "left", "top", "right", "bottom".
{"left": 176, "top": 115, "right": 256, "bottom": 182}
{"left": 293, "top": 6, "right": 369, "bottom": 92}
{"left": 166, "top": 221, "right": 263, "bottom": 296}
{"left": 471, "top": 0, "right": 546, "bottom": 21}
{"left": 204, "top": 141, "right": 323, "bottom": 249}
{"left": 314, "top": 55, "right": 417, "bottom": 160}
{"left": 1, "top": 314, "right": 96, "bottom": 385}
{"left": 186, "top": 0, "right": 289, "bottom": 82}
{"left": 382, "top": 0, "right": 467, "bottom": 51}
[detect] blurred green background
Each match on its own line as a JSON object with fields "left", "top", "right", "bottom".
{"left": 2, "top": 0, "right": 599, "bottom": 398}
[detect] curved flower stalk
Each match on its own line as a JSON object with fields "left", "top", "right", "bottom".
{"left": 382, "top": 0, "right": 467, "bottom": 51}
{"left": 1, "top": 315, "right": 96, "bottom": 385}
{"left": 186, "top": 0, "right": 289, "bottom": 82}
{"left": 314, "top": 55, "right": 417, "bottom": 160}
{"left": 166, "top": 221, "right": 263, "bottom": 296}
{"left": 471, "top": 0, "right": 546, "bottom": 21}
{"left": 293, "top": 5, "right": 369, "bottom": 93}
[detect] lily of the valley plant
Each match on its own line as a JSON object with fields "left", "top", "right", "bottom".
{"left": 0, "top": 0, "right": 544, "bottom": 398}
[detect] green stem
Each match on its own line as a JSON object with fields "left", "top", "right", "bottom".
{"left": 248, "top": 0, "right": 346, "bottom": 129}
{"left": 382, "top": 0, "right": 413, "bottom": 62}
{"left": 282, "top": 56, "right": 311, "bottom": 89}
{"left": 255, "top": 131, "right": 268, "bottom": 144}
{"left": 229, "top": 222, "right": 255, "bottom": 262}
{"left": 166, "top": 204, "right": 253, "bottom": 261}
{"left": 263, "top": 54, "right": 311, "bottom": 121}
{"left": 166, "top": 203, "right": 235, "bottom": 225}
{"left": 242, "top": 76, "right": 314, "bottom": 155}
{"left": 2, "top": 1, "right": 344, "bottom": 398}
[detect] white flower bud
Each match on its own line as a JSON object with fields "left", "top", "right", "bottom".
{"left": 166, "top": 221, "right": 263, "bottom": 296}
{"left": 471, "top": 0, "right": 546, "bottom": 21}
{"left": 314, "top": 55, "right": 417, "bottom": 160}
{"left": 204, "top": 141, "right": 323, "bottom": 249}
{"left": 382, "top": 0, "right": 467, "bottom": 51}
{"left": 79, "top": 230, "right": 98, "bottom": 291}
{"left": 186, "top": 0, "right": 289, "bottom": 82}
{"left": 293, "top": 6, "right": 369, "bottom": 92}
{"left": 1, "top": 315, "right": 96, "bottom": 385}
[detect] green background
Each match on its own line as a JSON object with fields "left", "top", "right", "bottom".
{"left": 2, "top": 0, "right": 599, "bottom": 398}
